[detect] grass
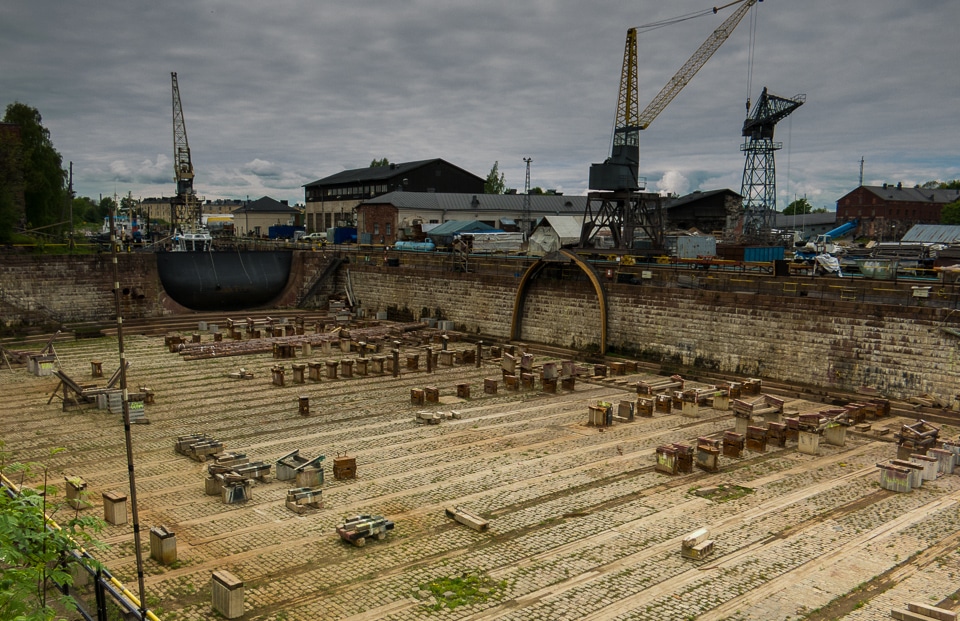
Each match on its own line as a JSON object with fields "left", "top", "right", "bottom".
{"left": 419, "top": 571, "right": 508, "bottom": 611}
{"left": 690, "top": 483, "right": 755, "bottom": 503}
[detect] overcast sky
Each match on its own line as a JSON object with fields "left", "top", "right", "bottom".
{"left": 2, "top": 0, "right": 958, "bottom": 210}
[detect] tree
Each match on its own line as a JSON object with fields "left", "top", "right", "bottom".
{"left": 2, "top": 103, "right": 67, "bottom": 232}
{"left": 782, "top": 198, "right": 813, "bottom": 215}
{"left": 0, "top": 121, "right": 25, "bottom": 243}
{"left": 0, "top": 443, "right": 104, "bottom": 620}
{"left": 484, "top": 161, "right": 505, "bottom": 194}
{"left": 369, "top": 158, "right": 390, "bottom": 168}
{"left": 941, "top": 200, "right": 960, "bottom": 225}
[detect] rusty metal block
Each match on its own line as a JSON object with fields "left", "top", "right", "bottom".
{"left": 333, "top": 452, "right": 356, "bottom": 480}
{"left": 722, "top": 431, "right": 744, "bottom": 458}
{"left": 745, "top": 425, "right": 767, "bottom": 453}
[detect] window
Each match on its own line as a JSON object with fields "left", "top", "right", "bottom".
{"left": 386, "top": 223, "right": 392, "bottom": 235}
{"left": 374, "top": 223, "right": 380, "bottom": 235}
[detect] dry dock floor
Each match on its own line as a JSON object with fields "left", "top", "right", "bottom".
{"left": 3, "top": 331, "right": 960, "bottom": 621}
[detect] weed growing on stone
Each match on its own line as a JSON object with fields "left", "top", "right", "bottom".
{"left": 418, "top": 571, "right": 508, "bottom": 611}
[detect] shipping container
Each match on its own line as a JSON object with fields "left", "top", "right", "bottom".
{"left": 743, "top": 246, "right": 785, "bottom": 262}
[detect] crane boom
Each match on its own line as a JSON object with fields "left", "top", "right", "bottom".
{"left": 171, "top": 72, "right": 194, "bottom": 197}
{"left": 637, "top": 0, "right": 758, "bottom": 130}
{"left": 171, "top": 72, "right": 200, "bottom": 230}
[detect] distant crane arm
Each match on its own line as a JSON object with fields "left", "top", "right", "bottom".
{"left": 171, "top": 72, "right": 194, "bottom": 195}
{"left": 636, "top": 0, "right": 758, "bottom": 130}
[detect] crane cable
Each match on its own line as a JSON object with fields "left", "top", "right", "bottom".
{"left": 745, "top": 2, "right": 758, "bottom": 115}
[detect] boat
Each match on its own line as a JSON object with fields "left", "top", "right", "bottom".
{"left": 156, "top": 247, "right": 293, "bottom": 311}
{"left": 152, "top": 220, "right": 294, "bottom": 311}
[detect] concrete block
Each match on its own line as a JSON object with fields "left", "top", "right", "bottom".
{"left": 102, "top": 491, "right": 127, "bottom": 525}
{"left": 212, "top": 570, "right": 244, "bottom": 619}
{"left": 150, "top": 526, "right": 177, "bottom": 565}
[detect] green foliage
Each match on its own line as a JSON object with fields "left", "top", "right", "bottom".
{"left": 924, "top": 179, "right": 960, "bottom": 190}
{"left": 369, "top": 157, "right": 390, "bottom": 167}
{"left": 484, "top": 161, "right": 506, "bottom": 194}
{"left": 941, "top": 200, "right": 960, "bottom": 225}
{"left": 782, "top": 197, "right": 813, "bottom": 215}
{"left": 419, "top": 571, "right": 507, "bottom": 611}
{"left": 0, "top": 442, "right": 105, "bottom": 621}
{"left": 2, "top": 103, "right": 68, "bottom": 233}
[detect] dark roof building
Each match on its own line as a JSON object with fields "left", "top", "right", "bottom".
{"left": 663, "top": 189, "right": 742, "bottom": 234}
{"left": 303, "top": 159, "right": 485, "bottom": 232}
{"left": 231, "top": 196, "right": 302, "bottom": 236}
{"left": 837, "top": 184, "right": 960, "bottom": 240}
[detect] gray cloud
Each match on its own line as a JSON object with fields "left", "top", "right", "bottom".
{"left": 2, "top": 0, "right": 957, "bottom": 208}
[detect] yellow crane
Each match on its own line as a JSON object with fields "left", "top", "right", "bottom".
{"left": 589, "top": 0, "right": 761, "bottom": 193}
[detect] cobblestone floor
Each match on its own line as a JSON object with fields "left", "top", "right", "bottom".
{"left": 2, "top": 330, "right": 960, "bottom": 621}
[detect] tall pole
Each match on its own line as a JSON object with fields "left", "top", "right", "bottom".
{"left": 109, "top": 208, "right": 149, "bottom": 619}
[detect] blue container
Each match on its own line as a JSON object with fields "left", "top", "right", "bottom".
{"left": 743, "top": 246, "right": 785, "bottom": 262}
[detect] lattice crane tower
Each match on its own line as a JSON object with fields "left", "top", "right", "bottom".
{"left": 738, "top": 87, "right": 805, "bottom": 240}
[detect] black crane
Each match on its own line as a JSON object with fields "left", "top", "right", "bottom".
{"left": 737, "top": 87, "right": 805, "bottom": 240}
{"left": 581, "top": 0, "right": 760, "bottom": 250}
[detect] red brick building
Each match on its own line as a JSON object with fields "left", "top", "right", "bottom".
{"left": 837, "top": 184, "right": 960, "bottom": 240}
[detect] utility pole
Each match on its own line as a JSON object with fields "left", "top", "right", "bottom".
{"left": 523, "top": 157, "right": 532, "bottom": 233}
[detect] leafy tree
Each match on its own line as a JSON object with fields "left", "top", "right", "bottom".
{"left": 941, "top": 180, "right": 960, "bottom": 190}
{"left": 782, "top": 198, "right": 813, "bottom": 215}
{"left": 2, "top": 103, "right": 67, "bottom": 232}
{"left": 0, "top": 121, "right": 26, "bottom": 243}
{"left": 73, "top": 196, "right": 98, "bottom": 224}
{"left": 941, "top": 200, "right": 960, "bottom": 225}
{"left": 484, "top": 161, "right": 505, "bottom": 194}
{"left": 528, "top": 187, "right": 545, "bottom": 195}
{"left": 0, "top": 443, "right": 105, "bottom": 620}
{"left": 369, "top": 158, "right": 390, "bottom": 167}
{"left": 812, "top": 207, "right": 828, "bottom": 214}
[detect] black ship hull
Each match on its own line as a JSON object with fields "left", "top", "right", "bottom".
{"left": 156, "top": 250, "right": 293, "bottom": 311}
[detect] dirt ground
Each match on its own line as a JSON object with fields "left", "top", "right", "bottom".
{"left": 3, "top": 327, "right": 960, "bottom": 621}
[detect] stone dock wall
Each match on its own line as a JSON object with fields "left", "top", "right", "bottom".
{"left": 1, "top": 251, "right": 958, "bottom": 400}
{"left": 340, "top": 262, "right": 960, "bottom": 401}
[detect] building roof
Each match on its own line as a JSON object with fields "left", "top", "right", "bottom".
{"left": 305, "top": 159, "right": 480, "bottom": 187}
{"left": 858, "top": 185, "right": 960, "bottom": 204}
{"left": 773, "top": 212, "right": 837, "bottom": 228}
{"left": 359, "top": 191, "right": 587, "bottom": 215}
{"left": 533, "top": 216, "right": 583, "bottom": 242}
{"left": 901, "top": 224, "right": 960, "bottom": 244}
{"left": 663, "top": 189, "right": 740, "bottom": 209}
{"left": 232, "top": 196, "right": 300, "bottom": 214}
{"left": 426, "top": 220, "right": 497, "bottom": 237}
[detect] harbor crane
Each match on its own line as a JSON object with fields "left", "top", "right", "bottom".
{"left": 581, "top": 0, "right": 761, "bottom": 250}
{"left": 171, "top": 72, "right": 201, "bottom": 231}
{"left": 736, "top": 87, "right": 805, "bottom": 241}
